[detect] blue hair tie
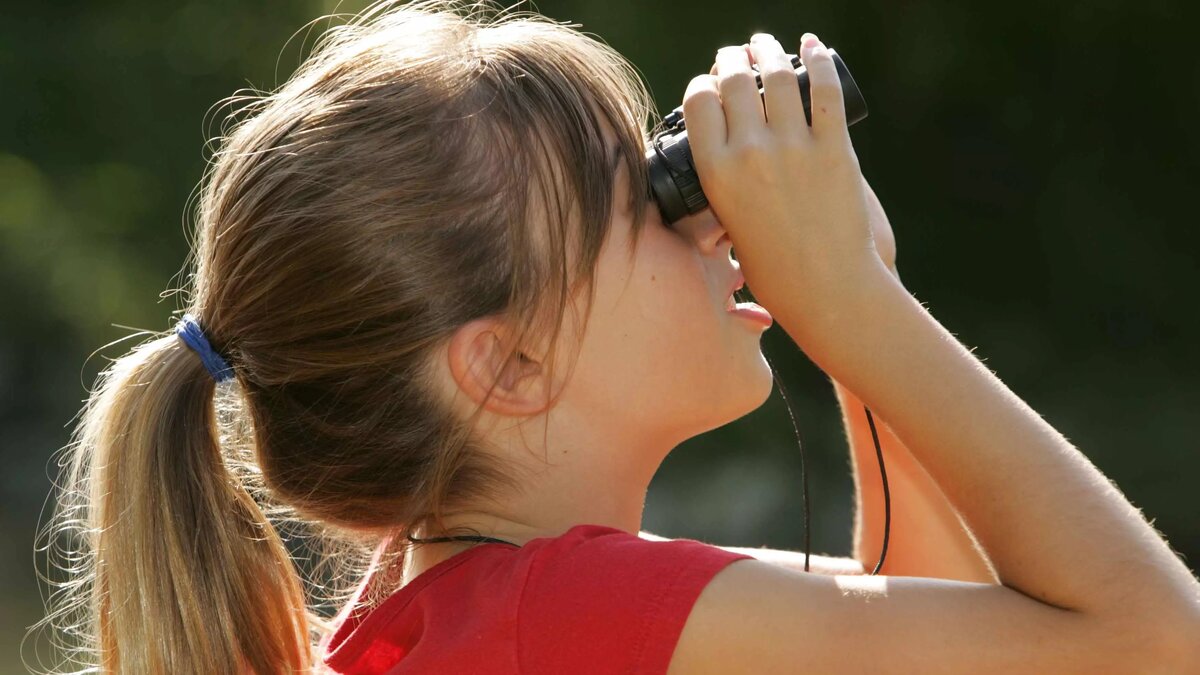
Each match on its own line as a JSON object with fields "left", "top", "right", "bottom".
{"left": 175, "top": 313, "right": 235, "bottom": 383}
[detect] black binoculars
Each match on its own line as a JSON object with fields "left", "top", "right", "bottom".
{"left": 646, "top": 49, "right": 868, "bottom": 225}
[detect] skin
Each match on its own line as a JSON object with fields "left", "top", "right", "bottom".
{"left": 399, "top": 33, "right": 988, "bottom": 593}
{"left": 662, "top": 30, "right": 1199, "bottom": 674}
{"left": 400, "top": 36, "right": 923, "bottom": 587}
{"left": 390, "top": 32, "right": 1200, "bottom": 671}
{"left": 403, "top": 126, "right": 776, "bottom": 584}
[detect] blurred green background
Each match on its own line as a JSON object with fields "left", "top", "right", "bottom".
{"left": 5, "top": 0, "right": 1197, "bottom": 669}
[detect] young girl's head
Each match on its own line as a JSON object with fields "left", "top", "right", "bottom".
{"left": 36, "top": 1, "right": 773, "bottom": 672}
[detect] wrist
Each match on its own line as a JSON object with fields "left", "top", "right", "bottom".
{"left": 767, "top": 254, "right": 897, "bottom": 354}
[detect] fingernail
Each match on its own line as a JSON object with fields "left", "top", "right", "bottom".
{"left": 751, "top": 32, "right": 774, "bottom": 43}
{"left": 801, "top": 34, "right": 823, "bottom": 59}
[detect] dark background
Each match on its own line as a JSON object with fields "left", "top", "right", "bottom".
{"left": 4, "top": 0, "right": 1197, "bottom": 669}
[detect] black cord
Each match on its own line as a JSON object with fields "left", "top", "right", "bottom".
{"left": 762, "top": 350, "right": 891, "bottom": 575}
{"left": 765, "top": 350, "right": 811, "bottom": 573}
{"left": 863, "top": 405, "right": 890, "bottom": 575}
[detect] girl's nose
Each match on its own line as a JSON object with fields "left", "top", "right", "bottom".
{"left": 673, "top": 207, "right": 730, "bottom": 255}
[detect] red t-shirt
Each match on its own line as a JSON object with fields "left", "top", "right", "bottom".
{"left": 320, "top": 523, "right": 755, "bottom": 674}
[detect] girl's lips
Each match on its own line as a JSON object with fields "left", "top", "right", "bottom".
{"left": 725, "top": 271, "right": 745, "bottom": 300}
{"left": 721, "top": 269, "right": 745, "bottom": 311}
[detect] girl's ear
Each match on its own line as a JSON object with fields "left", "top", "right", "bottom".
{"left": 445, "top": 316, "right": 551, "bottom": 417}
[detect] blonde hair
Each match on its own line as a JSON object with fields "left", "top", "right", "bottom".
{"left": 32, "top": 0, "right": 658, "bottom": 671}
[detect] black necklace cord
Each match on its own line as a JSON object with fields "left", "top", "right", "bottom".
{"left": 862, "top": 405, "right": 891, "bottom": 575}
{"left": 762, "top": 347, "right": 891, "bottom": 576}
{"left": 766, "top": 350, "right": 811, "bottom": 573}
{"left": 406, "top": 533, "right": 522, "bottom": 547}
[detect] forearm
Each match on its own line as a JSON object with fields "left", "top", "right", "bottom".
{"left": 638, "top": 530, "right": 865, "bottom": 575}
{"left": 775, "top": 262, "right": 1200, "bottom": 625}
{"left": 835, "top": 378, "right": 997, "bottom": 583}
{"left": 719, "top": 545, "right": 865, "bottom": 575}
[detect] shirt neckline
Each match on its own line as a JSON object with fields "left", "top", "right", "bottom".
{"left": 322, "top": 539, "right": 502, "bottom": 669}
{"left": 323, "top": 524, "right": 629, "bottom": 668}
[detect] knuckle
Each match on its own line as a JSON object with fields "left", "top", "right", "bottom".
{"left": 764, "top": 49, "right": 796, "bottom": 68}
{"left": 717, "top": 69, "right": 756, "bottom": 91}
{"left": 685, "top": 74, "right": 717, "bottom": 95}
{"left": 730, "top": 137, "right": 772, "bottom": 166}
{"left": 775, "top": 133, "right": 807, "bottom": 151}
{"left": 805, "top": 47, "right": 835, "bottom": 66}
{"left": 693, "top": 148, "right": 722, "bottom": 177}
{"left": 761, "top": 68, "right": 798, "bottom": 89}
{"left": 683, "top": 79, "right": 719, "bottom": 105}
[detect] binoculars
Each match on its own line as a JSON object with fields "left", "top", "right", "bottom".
{"left": 646, "top": 49, "right": 869, "bottom": 225}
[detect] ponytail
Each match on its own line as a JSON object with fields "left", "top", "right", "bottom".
{"left": 39, "top": 328, "right": 313, "bottom": 673}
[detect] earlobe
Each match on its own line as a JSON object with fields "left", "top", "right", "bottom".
{"left": 446, "top": 317, "right": 549, "bottom": 417}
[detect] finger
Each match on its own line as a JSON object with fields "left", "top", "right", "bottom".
{"left": 714, "top": 44, "right": 765, "bottom": 142}
{"left": 799, "top": 33, "right": 849, "bottom": 141}
{"left": 682, "top": 73, "right": 727, "bottom": 168}
{"left": 748, "top": 33, "right": 806, "bottom": 137}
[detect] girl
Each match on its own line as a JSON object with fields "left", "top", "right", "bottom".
{"left": 38, "top": 0, "right": 1198, "bottom": 673}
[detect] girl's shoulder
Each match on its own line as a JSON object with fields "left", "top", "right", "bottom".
{"left": 518, "top": 523, "right": 755, "bottom": 674}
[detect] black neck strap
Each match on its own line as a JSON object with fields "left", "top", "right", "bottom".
{"left": 406, "top": 533, "right": 522, "bottom": 547}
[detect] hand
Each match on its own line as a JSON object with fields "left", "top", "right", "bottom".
{"left": 708, "top": 47, "right": 898, "bottom": 280}
{"left": 686, "top": 32, "right": 885, "bottom": 314}
{"left": 711, "top": 42, "right": 899, "bottom": 281}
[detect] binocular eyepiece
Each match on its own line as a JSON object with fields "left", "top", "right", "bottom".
{"left": 646, "top": 49, "right": 869, "bottom": 225}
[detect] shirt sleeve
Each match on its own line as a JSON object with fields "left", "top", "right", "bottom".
{"left": 516, "top": 528, "right": 756, "bottom": 674}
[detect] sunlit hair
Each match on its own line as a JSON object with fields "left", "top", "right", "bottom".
{"left": 30, "top": 0, "right": 658, "bottom": 671}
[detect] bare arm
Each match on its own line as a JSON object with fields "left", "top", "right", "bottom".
{"left": 669, "top": 267, "right": 1199, "bottom": 672}
{"left": 719, "top": 545, "right": 866, "bottom": 575}
{"left": 837, "top": 189, "right": 997, "bottom": 583}
{"left": 836, "top": 377, "right": 997, "bottom": 583}
{"left": 639, "top": 530, "right": 866, "bottom": 575}
{"left": 667, "top": 32, "right": 1197, "bottom": 672}
{"left": 778, "top": 262, "right": 1200, "bottom": 635}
